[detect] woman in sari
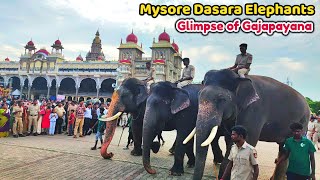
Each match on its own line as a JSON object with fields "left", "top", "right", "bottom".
{"left": 0, "top": 103, "right": 10, "bottom": 137}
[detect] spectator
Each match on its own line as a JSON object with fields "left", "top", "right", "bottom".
{"left": 49, "top": 108, "right": 58, "bottom": 136}
{"left": 68, "top": 110, "right": 75, "bottom": 136}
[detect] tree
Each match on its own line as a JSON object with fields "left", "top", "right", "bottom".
{"left": 306, "top": 97, "right": 320, "bottom": 115}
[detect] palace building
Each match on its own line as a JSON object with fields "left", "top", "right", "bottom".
{"left": 0, "top": 30, "right": 183, "bottom": 102}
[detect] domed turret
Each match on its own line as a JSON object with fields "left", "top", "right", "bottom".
{"left": 5, "top": 57, "right": 10, "bottom": 61}
{"left": 126, "top": 30, "right": 138, "bottom": 44}
{"left": 76, "top": 54, "right": 83, "bottom": 61}
{"left": 158, "top": 29, "right": 170, "bottom": 42}
{"left": 27, "top": 40, "right": 34, "bottom": 46}
{"left": 172, "top": 39, "right": 179, "bottom": 52}
{"left": 54, "top": 39, "right": 61, "bottom": 45}
{"left": 97, "top": 55, "right": 103, "bottom": 61}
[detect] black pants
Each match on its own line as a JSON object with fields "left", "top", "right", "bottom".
{"left": 286, "top": 172, "right": 310, "bottom": 180}
{"left": 56, "top": 117, "right": 63, "bottom": 134}
{"left": 126, "top": 131, "right": 133, "bottom": 147}
{"left": 83, "top": 118, "right": 91, "bottom": 135}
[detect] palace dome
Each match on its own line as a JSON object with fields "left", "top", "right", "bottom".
{"left": 126, "top": 32, "right": 138, "bottom": 44}
{"left": 35, "top": 49, "right": 50, "bottom": 56}
{"left": 76, "top": 54, "right": 83, "bottom": 61}
{"left": 54, "top": 39, "right": 61, "bottom": 45}
{"left": 158, "top": 30, "right": 170, "bottom": 42}
{"left": 172, "top": 41, "right": 179, "bottom": 52}
{"left": 27, "top": 40, "right": 34, "bottom": 46}
{"left": 5, "top": 57, "right": 10, "bottom": 61}
{"left": 97, "top": 56, "right": 103, "bottom": 61}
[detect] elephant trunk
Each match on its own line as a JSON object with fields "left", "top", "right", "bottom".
{"left": 100, "top": 92, "right": 123, "bottom": 159}
{"left": 142, "top": 107, "right": 158, "bottom": 174}
{"left": 193, "top": 101, "right": 221, "bottom": 180}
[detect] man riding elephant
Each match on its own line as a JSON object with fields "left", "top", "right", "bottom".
{"left": 228, "top": 43, "right": 252, "bottom": 79}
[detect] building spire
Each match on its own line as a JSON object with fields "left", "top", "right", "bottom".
{"left": 96, "top": 29, "right": 100, "bottom": 36}
{"left": 131, "top": 29, "right": 133, "bottom": 34}
{"left": 164, "top": 28, "right": 166, "bottom": 32}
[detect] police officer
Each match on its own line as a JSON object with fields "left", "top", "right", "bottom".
{"left": 143, "top": 62, "right": 155, "bottom": 91}
{"left": 176, "top": 58, "right": 195, "bottom": 88}
{"left": 221, "top": 125, "right": 259, "bottom": 180}
{"left": 229, "top": 43, "right": 253, "bottom": 78}
{"left": 27, "top": 99, "right": 40, "bottom": 136}
{"left": 12, "top": 101, "right": 25, "bottom": 138}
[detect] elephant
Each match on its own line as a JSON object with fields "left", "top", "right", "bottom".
{"left": 142, "top": 81, "right": 227, "bottom": 175}
{"left": 99, "top": 78, "right": 176, "bottom": 159}
{"left": 99, "top": 78, "right": 148, "bottom": 159}
{"left": 184, "top": 69, "right": 310, "bottom": 180}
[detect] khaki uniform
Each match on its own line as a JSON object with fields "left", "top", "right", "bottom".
{"left": 307, "top": 121, "right": 316, "bottom": 140}
{"left": 12, "top": 105, "right": 24, "bottom": 135}
{"left": 177, "top": 65, "right": 195, "bottom": 88}
{"left": 235, "top": 53, "right": 252, "bottom": 78}
{"left": 228, "top": 142, "right": 258, "bottom": 180}
{"left": 27, "top": 105, "right": 40, "bottom": 134}
{"left": 312, "top": 121, "right": 320, "bottom": 149}
{"left": 146, "top": 67, "right": 156, "bottom": 90}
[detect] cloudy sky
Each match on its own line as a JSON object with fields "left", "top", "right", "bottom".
{"left": 0, "top": 0, "right": 319, "bottom": 100}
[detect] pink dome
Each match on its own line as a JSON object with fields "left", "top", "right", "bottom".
{"left": 97, "top": 56, "right": 103, "bottom": 60}
{"left": 5, "top": 57, "right": 10, "bottom": 61}
{"left": 158, "top": 30, "right": 170, "bottom": 42}
{"left": 55, "top": 39, "right": 61, "bottom": 45}
{"left": 76, "top": 55, "right": 83, "bottom": 61}
{"left": 172, "top": 42, "right": 179, "bottom": 52}
{"left": 35, "top": 49, "right": 50, "bottom": 56}
{"left": 126, "top": 32, "right": 138, "bottom": 44}
{"left": 27, "top": 40, "right": 34, "bottom": 46}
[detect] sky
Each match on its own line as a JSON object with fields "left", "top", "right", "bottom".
{"left": 0, "top": 0, "right": 319, "bottom": 100}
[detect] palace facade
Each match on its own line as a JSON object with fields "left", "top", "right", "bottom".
{"left": 0, "top": 30, "right": 183, "bottom": 102}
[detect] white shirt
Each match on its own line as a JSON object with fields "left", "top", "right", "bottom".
{"left": 84, "top": 108, "right": 92, "bottom": 119}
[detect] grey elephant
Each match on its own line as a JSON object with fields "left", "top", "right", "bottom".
{"left": 184, "top": 69, "right": 310, "bottom": 180}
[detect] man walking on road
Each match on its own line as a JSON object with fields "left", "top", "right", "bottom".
{"left": 276, "top": 123, "right": 316, "bottom": 180}
{"left": 221, "top": 125, "right": 259, "bottom": 180}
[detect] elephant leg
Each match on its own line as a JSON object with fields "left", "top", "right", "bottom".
{"left": 169, "top": 140, "right": 176, "bottom": 154}
{"left": 185, "top": 137, "right": 195, "bottom": 168}
{"left": 169, "top": 131, "right": 187, "bottom": 176}
{"left": 211, "top": 127, "right": 224, "bottom": 164}
{"left": 218, "top": 132, "right": 233, "bottom": 180}
{"left": 271, "top": 143, "right": 288, "bottom": 180}
{"left": 131, "top": 119, "right": 142, "bottom": 156}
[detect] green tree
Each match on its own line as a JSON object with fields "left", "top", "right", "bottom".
{"left": 306, "top": 97, "right": 320, "bottom": 115}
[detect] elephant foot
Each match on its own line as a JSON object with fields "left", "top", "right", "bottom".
{"left": 131, "top": 149, "right": 142, "bottom": 156}
{"left": 186, "top": 164, "right": 194, "bottom": 168}
{"left": 187, "top": 159, "right": 195, "bottom": 168}
{"left": 169, "top": 171, "right": 183, "bottom": 176}
{"left": 151, "top": 141, "right": 161, "bottom": 154}
{"left": 169, "top": 167, "right": 184, "bottom": 176}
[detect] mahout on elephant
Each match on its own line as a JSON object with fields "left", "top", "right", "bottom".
{"left": 184, "top": 69, "right": 310, "bottom": 180}
{"left": 99, "top": 78, "right": 175, "bottom": 159}
{"left": 142, "top": 81, "right": 228, "bottom": 176}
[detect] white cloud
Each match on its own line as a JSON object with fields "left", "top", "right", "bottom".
{"left": 184, "top": 45, "right": 233, "bottom": 64}
{"left": 45, "top": 0, "right": 177, "bottom": 33}
{"left": 0, "top": 45, "right": 22, "bottom": 61}
{"left": 274, "top": 57, "right": 305, "bottom": 72}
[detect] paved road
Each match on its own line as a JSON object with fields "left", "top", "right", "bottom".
{"left": 0, "top": 127, "right": 319, "bottom": 179}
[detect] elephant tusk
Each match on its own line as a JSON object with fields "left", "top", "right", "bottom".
{"left": 183, "top": 128, "right": 196, "bottom": 144}
{"left": 201, "top": 126, "right": 218, "bottom": 147}
{"left": 99, "top": 112, "right": 123, "bottom": 122}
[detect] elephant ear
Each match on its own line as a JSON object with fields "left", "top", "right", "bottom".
{"left": 171, "top": 88, "right": 191, "bottom": 114}
{"left": 235, "top": 79, "right": 260, "bottom": 111}
{"left": 136, "top": 84, "right": 148, "bottom": 106}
